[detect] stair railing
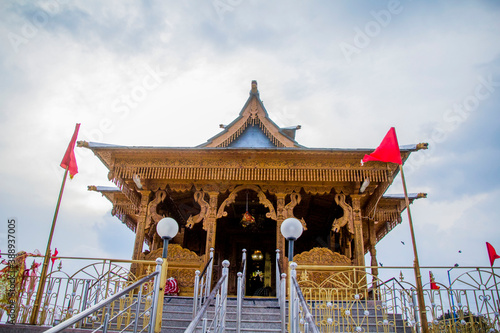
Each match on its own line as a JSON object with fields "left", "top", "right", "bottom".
{"left": 289, "top": 262, "right": 320, "bottom": 333}
{"left": 193, "top": 248, "right": 214, "bottom": 318}
{"left": 44, "top": 258, "right": 163, "bottom": 333}
{"left": 276, "top": 249, "right": 286, "bottom": 333}
{"left": 370, "top": 276, "right": 418, "bottom": 326}
{"left": 279, "top": 272, "right": 287, "bottom": 333}
{"left": 275, "top": 249, "right": 281, "bottom": 299}
{"left": 236, "top": 249, "right": 247, "bottom": 333}
{"left": 185, "top": 260, "right": 230, "bottom": 333}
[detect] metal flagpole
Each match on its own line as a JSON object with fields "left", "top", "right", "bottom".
{"left": 400, "top": 164, "right": 429, "bottom": 333}
{"left": 30, "top": 166, "right": 69, "bottom": 325}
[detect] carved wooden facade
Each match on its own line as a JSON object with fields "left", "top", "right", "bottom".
{"left": 80, "top": 81, "right": 426, "bottom": 293}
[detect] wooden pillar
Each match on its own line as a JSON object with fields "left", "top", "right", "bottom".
{"left": 131, "top": 190, "right": 151, "bottom": 275}
{"left": 204, "top": 191, "right": 219, "bottom": 259}
{"left": 276, "top": 193, "right": 286, "bottom": 265}
{"left": 369, "top": 220, "right": 379, "bottom": 278}
{"left": 351, "top": 195, "right": 365, "bottom": 266}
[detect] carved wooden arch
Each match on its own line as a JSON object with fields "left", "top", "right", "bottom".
{"left": 216, "top": 185, "right": 277, "bottom": 220}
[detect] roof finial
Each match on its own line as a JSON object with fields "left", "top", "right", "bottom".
{"left": 251, "top": 80, "right": 258, "bottom": 95}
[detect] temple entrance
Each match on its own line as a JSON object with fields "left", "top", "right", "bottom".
{"left": 214, "top": 189, "right": 277, "bottom": 296}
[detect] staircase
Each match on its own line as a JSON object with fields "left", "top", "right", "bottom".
{"left": 161, "top": 296, "right": 411, "bottom": 333}
{"left": 221, "top": 298, "right": 282, "bottom": 332}
{"left": 308, "top": 300, "right": 409, "bottom": 333}
{"left": 161, "top": 296, "right": 282, "bottom": 333}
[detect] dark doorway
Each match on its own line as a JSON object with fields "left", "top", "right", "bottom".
{"left": 214, "top": 190, "right": 276, "bottom": 296}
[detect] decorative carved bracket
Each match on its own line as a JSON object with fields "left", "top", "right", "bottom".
{"left": 332, "top": 194, "right": 354, "bottom": 234}
{"left": 186, "top": 191, "right": 210, "bottom": 229}
{"left": 283, "top": 192, "right": 307, "bottom": 230}
{"left": 216, "top": 185, "right": 277, "bottom": 221}
{"left": 145, "top": 190, "right": 166, "bottom": 231}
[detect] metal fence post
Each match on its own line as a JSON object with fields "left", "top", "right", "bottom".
{"left": 193, "top": 270, "right": 200, "bottom": 319}
{"left": 149, "top": 258, "right": 163, "bottom": 333}
{"left": 236, "top": 272, "right": 243, "bottom": 333}
{"left": 221, "top": 260, "right": 230, "bottom": 332}
{"left": 276, "top": 249, "right": 280, "bottom": 299}
{"left": 280, "top": 273, "right": 287, "bottom": 333}
{"left": 205, "top": 248, "right": 215, "bottom": 298}
{"left": 289, "top": 262, "right": 298, "bottom": 333}
{"left": 133, "top": 289, "right": 142, "bottom": 333}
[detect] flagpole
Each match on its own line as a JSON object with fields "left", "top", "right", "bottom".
{"left": 400, "top": 164, "right": 429, "bottom": 333}
{"left": 30, "top": 166, "right": 69, "bottom": 325}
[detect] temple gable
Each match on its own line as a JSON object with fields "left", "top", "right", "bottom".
{"left": 198, "top": 80, "right": 302, "bottom": 148}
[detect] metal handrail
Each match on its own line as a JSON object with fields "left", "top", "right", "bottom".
{"left": 275, "top": 249, "right": 282, "bottom": 299}
{"left": 199, "top": 256, "right": 213, "bottom": 280}
{"left": 290, "top": 276, "right": 320, "bottom": 333}
{"left": 193, "top": 248, "right": 215, "bottom": 318}
{"left": 275, "top": 249, "right": 286, "bottom": 332}
{"left": 279, "top": 273, "right": 286, "bottom": 333}
{"left": 236, "top": 249, "right": 247, "bottom": 333}
{"left": 44, "top": 259, "right": 163, "bottom": 333}
{"left": 185, "top": 260, "right": 230, "bottom": 333}
{"left": 289, "top": 262, "right": 320, "bottom": 333}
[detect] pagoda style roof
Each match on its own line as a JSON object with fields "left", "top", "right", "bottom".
{"left": 198, "top": 80, "right": 303, "bottom": 148}
{"left": 80, "top": 81, "right": 428, "bottom": 252}
{"left": 372, "top": 193, "right": 427, "bottom": 244}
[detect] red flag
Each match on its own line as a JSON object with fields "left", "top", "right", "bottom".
{"left": 429, "top": 271, "right": 440, "bottom": 290}
{"left": 60, "top": 123, "right": 80, "bottom": 178}
{"left": 51, "top": 248, "right": 58, "bottom": 265}
{"left": 362, "top": 127, "right": 402, "bottom": 165}
{"left": 486, "top": 242, "right": 500, "bottom": 266}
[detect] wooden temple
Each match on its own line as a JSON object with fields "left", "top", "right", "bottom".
{"left": 79, "top": 81, "right": 427, "bottom": 296}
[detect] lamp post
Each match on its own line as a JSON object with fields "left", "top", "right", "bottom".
{"left": 280, "top": 217, "right": 303, "bottom": 261}
{"left": 447, "top": 263, "right": 459, "bottom": 322}
{"left": 157, "top": 217, "right": 179, "bottom": 258}
{"left": 281, "top": 217, "right": 303, "bottom": 333}
{"left": 154, "top": 217, "right": 178, "bottom": 333}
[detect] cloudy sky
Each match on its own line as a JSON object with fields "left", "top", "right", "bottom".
{"left": 0, "top": 0, "right": 499, "bottom": 284}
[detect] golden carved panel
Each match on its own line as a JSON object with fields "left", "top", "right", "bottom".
{"left": 141, "top": 244, "right": 203, "bottom": 296}
{"left": 293, "top": 247, "right": 351, "bottom": 266}
{"left": 294, "top": 247, "right": 353, "bottom": 288}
